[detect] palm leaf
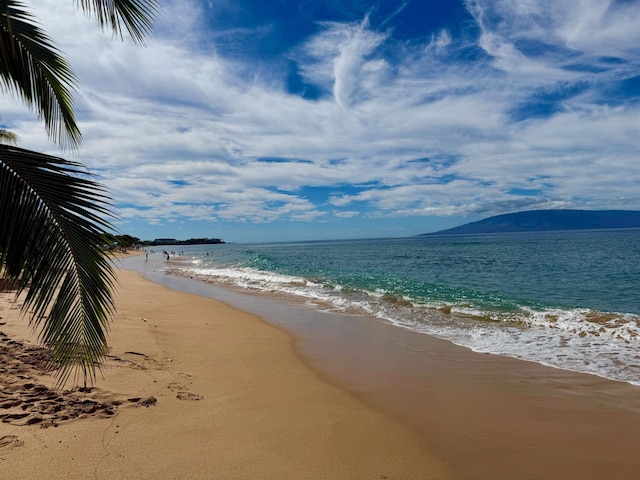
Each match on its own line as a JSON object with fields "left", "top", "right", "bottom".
{"left": 0, "top": 144, "right": 116, "bottom": 385}
{"left": 75, "top": 0, "right": 159, "bottom": 45}
{"left": 0, "top": 0, "right": 80, "bottom": 148}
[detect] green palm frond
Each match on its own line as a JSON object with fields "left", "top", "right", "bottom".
{"left": 0, "top": 0, "right": 80, "bottom": 148}
{"left": 75, "top": 0, "right": 159, "bottom": 45}
{"left": 0, "top": 144, "right": 116, "bottom": 385}
{"left": 0, "top": 1, "right": 157, "bottom": 385}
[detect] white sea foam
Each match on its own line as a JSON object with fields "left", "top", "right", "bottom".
{"left": 383, "top": 306, "right": 640, "bottom": 386}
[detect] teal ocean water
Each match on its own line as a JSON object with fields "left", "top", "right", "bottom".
{"left": 161, "top": 229, "right": 640, "bottom": 385}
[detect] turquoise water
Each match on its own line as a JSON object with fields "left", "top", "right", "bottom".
{"left": 161, "top": 229, "right": 640, "bottom": 385}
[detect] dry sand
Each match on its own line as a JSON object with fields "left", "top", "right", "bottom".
{"left": 0, "top": 265, "right": 453, "bottom": 479}
{"left": 2, "top": 259, "right": 640, "bottom": 479}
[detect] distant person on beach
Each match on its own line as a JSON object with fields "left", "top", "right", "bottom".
{"left": 145, "top": 251, "right": 148, "bottom": 261}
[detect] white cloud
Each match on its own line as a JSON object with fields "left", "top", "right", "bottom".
{"left": 4, "top": 0, "right": 640, "bottom": 238}
{"left": 425, "top": 29, "right": 452, "bottom": 54}
{"left": 554, "top": 0, "right": 640, "bottom": 54}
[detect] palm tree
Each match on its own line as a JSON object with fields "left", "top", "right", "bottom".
{"left": 0, "top": 0, "right": 158, "bottom": 385}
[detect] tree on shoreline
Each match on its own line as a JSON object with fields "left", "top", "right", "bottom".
{"left": 0, "top": 0, "right": 158, "bottom": 385}
{"left": 0, "top": 124, "right": 17, "bottom": 145}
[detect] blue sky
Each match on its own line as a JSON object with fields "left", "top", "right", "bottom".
{"left": 4, "top": 0, "right": 640, "bottom": 242}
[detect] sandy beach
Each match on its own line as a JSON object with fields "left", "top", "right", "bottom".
{"left": 2, "top": 257, "right": 640, "bottom": 479}
{"left": 1, "top": 261, "right": 452, "bottom": 479}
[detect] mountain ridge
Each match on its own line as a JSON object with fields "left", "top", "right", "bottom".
{"left": 420, "top": 209, "right": 640, "bottom": 236}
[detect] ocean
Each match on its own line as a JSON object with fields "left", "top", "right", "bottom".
{"left": 153, "top": 229, "right": 640, "bottom": 386}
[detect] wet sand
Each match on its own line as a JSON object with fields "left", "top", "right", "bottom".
{"left": 2, "top": 254, "right": 640, "bottom": 479}
{"left": 291, "top": 312, "right": 640, "bottom": 479}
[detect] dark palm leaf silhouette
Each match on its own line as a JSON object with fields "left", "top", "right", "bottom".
{"left": 0, "top": 0, "right": 158, "bottom": 384}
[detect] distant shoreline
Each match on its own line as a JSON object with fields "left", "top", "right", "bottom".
{"left": 141, "top": 237, "right": 226, "bottom": 247}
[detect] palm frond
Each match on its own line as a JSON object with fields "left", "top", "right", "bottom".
{"left": 75, "top": 0, "right": 159, "bottom": 45}
{"left": 0, "top": 144, "right": 116, "bottom": 385}
{"left": 0, "top": 0, "right": 80, "bottom": 148}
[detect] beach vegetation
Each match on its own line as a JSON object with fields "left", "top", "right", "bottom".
{"left": 104, "top": 233, "right": 142, "bottom": 250}
{"left": 0, "top": 0, "right": 158, "bottom": 385}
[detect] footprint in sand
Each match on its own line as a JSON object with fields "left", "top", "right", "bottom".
{"left": 168, "top": 380, "right": 203, "bottom": 401}
{"left": 125, "top": 351, "right": 165, "bottom": 370}
{"left": 167, "top": 382, "right": 185, "bottom": 392}
{"left": 0, "top": 435, "right": 24, "bottom": 451}
{"left": 126, "top": 396, "right": 158, "bottom": 407}
{"left": 169, "top": 372, "right": 202, "bottom": 400}
{"left": 0, "top": 334, "right": 161, "bottom": 428}
{"left": 176, "top": 391, "right": 204, "bottom": 401}
{"left": 0, "top": 342, "right": 121, "bottom": 427}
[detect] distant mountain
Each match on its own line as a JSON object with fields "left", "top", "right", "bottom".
{"left": 420, "top": 210, "right": 640, "bottom": 236}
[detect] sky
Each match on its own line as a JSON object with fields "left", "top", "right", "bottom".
{"left": 3, "top": 0, "right": 640, "bottom": 243}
